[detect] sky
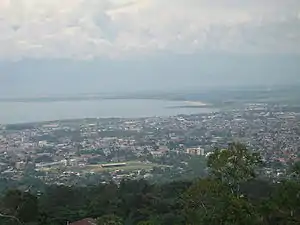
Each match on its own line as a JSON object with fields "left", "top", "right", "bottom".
{"left": 0, "top": 0, "right": 300, "bottom": 96}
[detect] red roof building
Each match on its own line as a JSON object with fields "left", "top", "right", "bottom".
{"left": 69, "top": 218, "right": 97, "bottom": 225}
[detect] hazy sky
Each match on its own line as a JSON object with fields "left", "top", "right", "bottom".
{"left": 0, "top": 0, "right": 300, "bottom": 96}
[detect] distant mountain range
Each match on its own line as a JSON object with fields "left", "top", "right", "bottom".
{"left": 1, "top": 54, "right": 299, "bottom": 98}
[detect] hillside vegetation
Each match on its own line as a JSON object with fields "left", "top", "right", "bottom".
{"left": 1, "top": 143, "right": 300, "bottom": 225}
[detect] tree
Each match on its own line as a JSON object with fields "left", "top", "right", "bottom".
{"left": 0, "top": 213, "right": 23, "bottom": 225}
{"left": 137, "top": 221, "right": 159, "bottom": 225}
{"left": 97, "top": 214, "right": 123, "bottom": 225}
{"left": 290, "top": 161, "right": 300, "bottom": 180}
{"left": 262, "top": 180, "right": 300, "bottom": 224}
{"left": 207, "top": 142, "right": 262, "bottom": 195}
{"left": 187, "top": 156, "right": 207, "bottom": 177}
{"left": 1, "top": 190, "right": 38, "bottom": 224}
{"left": 184, "top": 180, "right": 261, "bottom": 225}
{"left": 183, "top": 143, "right": 263, "bottom": 225}
{"left": 184, "top": 178, "right": 230, "bottom": 224}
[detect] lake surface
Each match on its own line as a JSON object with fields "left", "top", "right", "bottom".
{"left": 0, "top": 99, "right": 216, "bottom": 124}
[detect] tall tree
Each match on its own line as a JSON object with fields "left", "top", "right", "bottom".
{"left": 97, "top": 214, "right": 123, "bottom": 225}
{"left": 1, "top": 190, "right": 38, "bottom": 224}
{"left": 290, "top": 161, "right": 300, "bottom": 180}
{"left": 207, "top": 142, "right": 262, "bottom": 195}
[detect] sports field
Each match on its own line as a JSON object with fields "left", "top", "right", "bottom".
{"left": 85, "top": 161, "right": 160, "bottom": 173}
{"left": 37, "top": 160, "right": 164, "bottom": 174}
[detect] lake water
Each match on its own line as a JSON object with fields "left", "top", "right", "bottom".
{"left": 0, "top": 99, "right": 216, "bottom": 124}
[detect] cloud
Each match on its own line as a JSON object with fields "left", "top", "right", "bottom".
{"left": 0, "top": 0, "right": 299, "bottom": 60}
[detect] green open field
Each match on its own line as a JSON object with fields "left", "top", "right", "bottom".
{"left": 85, "top": 161, "right": 160, "bottom": 173}
{"left": 38, "top": 161, "right": 163, "bottom": 174}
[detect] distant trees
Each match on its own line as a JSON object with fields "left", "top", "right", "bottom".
{"left": 0, "top": 142, "right": 300, "bottom": 225}
{"left": 290, "top": 161, "right": 300, "bottom": 179}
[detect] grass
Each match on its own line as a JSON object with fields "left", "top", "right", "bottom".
{"left": 37, "top": 161, "right": 164, "bottom": 174}
{"left": 85, "top": 161, "right": 160, "bottom": 173}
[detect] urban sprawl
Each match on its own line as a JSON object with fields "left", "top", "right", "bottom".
{"left": 0, "top": 103, "right": 299, "bottom": 186}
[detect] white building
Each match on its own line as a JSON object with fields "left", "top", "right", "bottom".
{"left": 186, "top": 147, "right": 205, "bottom": 156}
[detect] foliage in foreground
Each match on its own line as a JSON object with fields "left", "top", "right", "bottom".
{"left": 0, "top": 143, "right": 300, "bottom": 225}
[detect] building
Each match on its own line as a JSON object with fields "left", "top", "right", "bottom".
{"left": 101, "top": 162, "right": 127, "bottom": 168}
{"left": 15, "top": 161, "right": 26, "bottom": 170}
{"left": 186, "top": 147, "right": 205, "bottom": 156}
{"left": 38, "top": 140, "right": 48, "bottom": 147}
{"left": 69, "top": 218, "right": 97, "bottom": 225}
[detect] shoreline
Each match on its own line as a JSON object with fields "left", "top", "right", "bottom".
{"left": 0, "top": 99, "right": 215, "bottom": 125}
{"left": 184, "top": 101, "right": 208, "bottom": 106}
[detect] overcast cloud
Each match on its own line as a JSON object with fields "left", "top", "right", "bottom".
{"left": 0, "top": 0, "right": 299, "bottom": 60}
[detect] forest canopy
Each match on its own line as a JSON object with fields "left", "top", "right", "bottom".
{"left": 0, "top": 143, "right": 299, "bottom": 225}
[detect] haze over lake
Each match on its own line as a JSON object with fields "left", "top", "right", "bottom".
{"left": 0, "top": 99, "right": 215, "bottom": 124}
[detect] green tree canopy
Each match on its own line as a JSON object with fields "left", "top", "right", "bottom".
{"left": 97, "top": 214, "right": 123, "bottom": 225}
{"left": 207, "top": 142, "right": 262, "bottom": 194}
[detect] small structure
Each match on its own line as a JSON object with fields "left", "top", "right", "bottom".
{"left": 186, "top": 147, "right": 205, "bottom": 156}
{"left": 101, "top": 162, "right": 127, "bottom": 168}
{"left": 69, "top": 218, "right": 97, "bottom": 225}
{"left": 15, "top": 161, "right": 26, "bottom": 170}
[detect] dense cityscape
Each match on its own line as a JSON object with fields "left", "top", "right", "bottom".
{"left": 1, "top": 0, "right": 300, "bottom": 223}
{"left": 1, "top": 102, "right": 299, "bottom": 187}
